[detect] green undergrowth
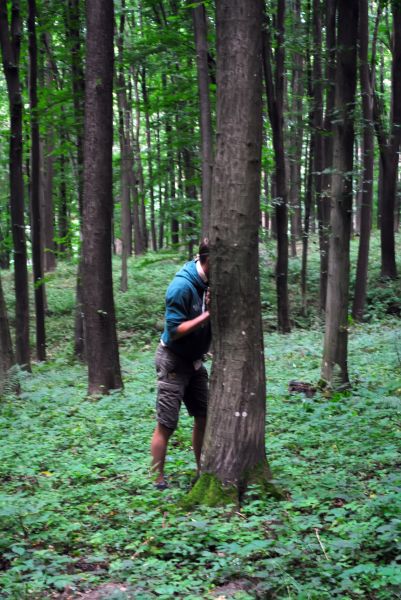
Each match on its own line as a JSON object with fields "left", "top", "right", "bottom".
{"left": 0, "top": 321, "right": 400, "bottom": 598}
{"left": 1, "top": 235, "right": 401, "bottom": 598}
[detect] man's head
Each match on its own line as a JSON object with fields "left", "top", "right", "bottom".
{"left": 198, "top": 238, "right": 210, "bottom": 277}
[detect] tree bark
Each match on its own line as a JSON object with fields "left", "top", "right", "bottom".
{"left": 352, "top": 0, "right": 374, "bottom": 321}
{"left": 82, "top": 0, "right": 122, "bottom": 394}
{"left": 189, "top": 0, "right": 275, "bottom": 506}
{"left": 0, "top": 0, "right": 31, "bottom": 370}
{"left": 321, "top": 0, "right": 358, "bottom": 389}
{"left": 192, "top": 1, "right": 213, "bottom": 238}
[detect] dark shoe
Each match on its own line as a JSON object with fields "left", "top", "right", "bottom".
{"left": 154, "top": 480, "right": 169, "bottom": 491}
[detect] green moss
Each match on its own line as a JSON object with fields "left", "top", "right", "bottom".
{"left": 182, "top": 463, "right": 285, "bottom": 509}
{"left": 181, "top": 473, "right": 238, "bottom": 509}
{"left": 245, "top": 461, "right": 286, "bottom": 501}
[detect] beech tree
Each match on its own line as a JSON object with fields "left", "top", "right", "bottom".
{"left": 82, "top": 0, "right": 122, "bottom": 394}
{"left": 188, "top": 0, "right": 276, "bottom": 505}
{"left": 321, "top": 0, "right": 358, "bottom": 388}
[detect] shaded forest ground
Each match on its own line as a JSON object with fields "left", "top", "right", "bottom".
{"left": 1, "top": 233, "right": 401, "bottom": 599}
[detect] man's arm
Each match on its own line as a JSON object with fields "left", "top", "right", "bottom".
{"left": 170, "top": 311, "right": 210, "bottom": 341}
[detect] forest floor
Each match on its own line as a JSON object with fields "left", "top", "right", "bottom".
{"left": 1, "top": 234, "right": 401, "bottom": 599}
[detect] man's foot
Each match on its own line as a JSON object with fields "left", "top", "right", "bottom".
{"left": 154, "top": 479, "right": 169, "bottom": 491}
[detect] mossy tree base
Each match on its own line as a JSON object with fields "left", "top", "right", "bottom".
{"left": 182, "top": 465, "right": 285, "bottom": 510}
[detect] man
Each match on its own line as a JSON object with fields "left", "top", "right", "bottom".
{"left": 150, "top": 240, "right": 211, "bottom": 489}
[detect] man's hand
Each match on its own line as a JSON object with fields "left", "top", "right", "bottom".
{"left": 171, "top": 311, "right": 210, "bottom": 341}
{"left": 205, "top": 288, "right": 211, "bottom": 312}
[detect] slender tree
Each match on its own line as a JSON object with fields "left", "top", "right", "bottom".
{"left": 373, "top": 1, "right": 401, "bottom": 279}
{"left": 262, "top": 0, "right": 291, "bottom": 333}
{"left": 192, "top": 0, "right": 213, "bottom": 237}
{"left": 28, "top": 0, "right": 46, "bottom": 361}
{"left": 321, "top": 0, "right": 358, "bottom": 389}
{"left": 188, "top": 0, "right": 276, "bottom": 505}
{"left": 116, "top": 0, "right": 133, "bottom": 291}
{"left": 0, "top": 0, "right": 31, "bottom": 369}
{"left": 321, "top": 0, "right": 336, "bottom": 301}
{"left": 82, "top": 0, "right": 122, "bottom": 394}
{"left": 352, "top": 0, "right": 375, "bottom": 320}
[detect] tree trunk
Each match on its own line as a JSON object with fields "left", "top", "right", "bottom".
{"left": 28, "top": 0, "right": 46, "bottom": 362}
{"left": 141, "top": 67, "right": 157, "bottom": 251}
{"left": 301, "top": 133, "right": 314, "bottom": 315}
{"left": 40, "top": 32, "right": 56, "bottom": 273}
{"left": 188, "top": 0, "right": 276, "bottom": 506}
{"left": 192, "top": 1, "right": 213, "bottom": 238}
{"left": 0, "top": 0, "right": 31, "bottom": 370}
{"left": 321, "top": 0, "right": 337, "bottom": 308}
{"left": 313, "top": 0, "right": 328, "bottom": 313}
{"left": 82, "top": 0, "right": 122, "bottom": 394}
{"left": 321, "top": 0, "right": 358, "bottom": 389}
{"left": 288, "top": 0, "right": 303, "bottom": 259}
{"left": 352, "top": 0, "right": 374, "bottom": 321}
{"left": 133, "top": 69, "right": 148, "bottom": 251}
{"left": 0, "top": 272, "right": 15, "bottom": 395}
{"left": 41, "top": 131, "right": 56, "bottom": 272}
{"left": 261, "top": 0, "right": 291, "bottom": 333}
{"left": 373, "top": 4, "right": 401, "bottom": 279}
{"left": 117, "top": 3, "right": 132, "bottom": 292}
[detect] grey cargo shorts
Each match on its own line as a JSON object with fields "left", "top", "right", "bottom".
{"left": 155, "top": 344, "right": 208, "bottom": 430}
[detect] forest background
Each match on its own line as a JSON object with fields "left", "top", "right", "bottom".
{"left": 1, "top": 0, "right": 401, "bottom": 598}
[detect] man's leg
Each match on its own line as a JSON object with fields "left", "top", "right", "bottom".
{"left": 192, "top": 415, "right": 206, "bottom": 473}
{"left": 151, "top": 422, "right": 174, "bottom": 485}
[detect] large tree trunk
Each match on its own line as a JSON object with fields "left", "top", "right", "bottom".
{"left": 352, "top": 0, "right": 374, "bottom": 321}
{"left": 188, "top": 0, "right": 275, "bottom": 506}
{"left": 262, "top": 0, "right": 291, "bottom": 333}
{"left": 192, "top": 2, "right": 213, "bottom": 238}
{"left": 82, "top": 0, "right": 122, "bottom": 394}
{"left": 28, "top": 0, "right": 46, "bottom": 362}
{"left": 0, "top": 1, "right": 31, "bottom": 370}
{"left": 321, "top": 0, "right": 358, "bottom": 389}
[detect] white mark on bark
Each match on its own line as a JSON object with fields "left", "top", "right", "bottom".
{"left": 235, "top": 412, "right": 240, "bottom": 417}
{"left": 242, "top": 411, "right": 247, "bottom": 417}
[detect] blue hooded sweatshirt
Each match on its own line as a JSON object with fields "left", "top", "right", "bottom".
{"left": 161, "top": 260, "right": 211, "bottom": 361}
